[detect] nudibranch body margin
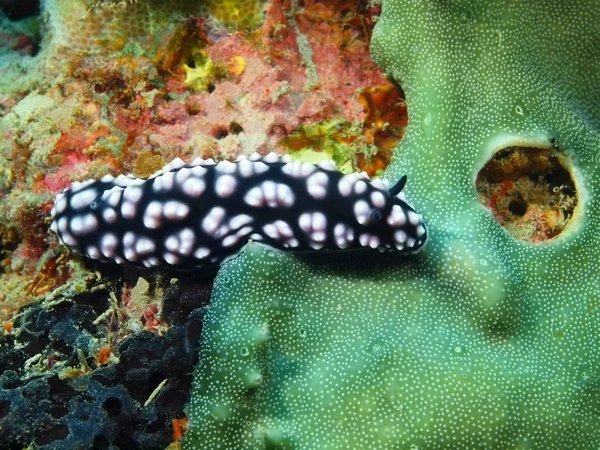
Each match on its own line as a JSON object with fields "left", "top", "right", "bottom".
{"left": 50, "top": 153, "right": 427, "bottom": 270}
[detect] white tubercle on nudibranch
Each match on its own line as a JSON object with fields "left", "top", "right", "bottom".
{"left": 49, "top": 153, "right": 427, "bottom": 269}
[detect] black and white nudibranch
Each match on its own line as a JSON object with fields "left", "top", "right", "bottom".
{"left": 49, "top": 153, "right": 427, "bottom": 270}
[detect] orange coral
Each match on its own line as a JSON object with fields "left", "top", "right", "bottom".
{"left": 172, "top": 417, "right": 187, "bottom": 440}
{"left": 97, "top": 347, "right": 112, "bottom": 365}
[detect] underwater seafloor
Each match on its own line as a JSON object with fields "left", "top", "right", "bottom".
{"left": 0, "top": 0, "right": 599, "bottom": 449}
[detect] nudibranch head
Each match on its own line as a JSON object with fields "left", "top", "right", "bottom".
{"left": 332, "top": 171, "right": 427, "bottom": 252}
{"left": 50, "top": 153, "right": 427, "bottom": 270}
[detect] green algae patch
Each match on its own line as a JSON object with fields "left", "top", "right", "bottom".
{"left": 184, "top": 0, "right": 600, "bottom": 448}
{"left": 281, "top": 119, "right": 368, "bottom": 174}
{"left": 183, "top": 50, "right": 225, "bottom": 93}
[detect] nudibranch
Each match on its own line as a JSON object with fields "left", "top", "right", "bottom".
{"left": 49, "top": 153, "right": 427, "bottom": 270}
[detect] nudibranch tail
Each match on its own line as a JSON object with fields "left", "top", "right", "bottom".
{"left": 50, "top": 153, "right": 427, "bottom": 270}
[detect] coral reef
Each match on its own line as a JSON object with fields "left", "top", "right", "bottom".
{"left": 182, "top": 0, "right": 600, "bottom": 448}
{"left": 0, "top": 0, "right": 392, "bottom": 315}
{"left": 0, "top": 6, "right": 40, "bottom": 104}
{"left": 42, "top": 0, "right": 266, "bottom": 57}
{"left": 42, "top": 0, "right": 199, "bottom": 55}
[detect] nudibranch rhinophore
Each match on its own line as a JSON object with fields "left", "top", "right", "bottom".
{"left": 49, "top": 153, "right": 427, "bottom": 270}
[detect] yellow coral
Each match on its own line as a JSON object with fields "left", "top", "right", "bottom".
{"left": 42, "top": 0, "right": 268, "bottom": 57}
{"left": 183, "top": 50, "right": 218, "bottom": 92}
{"left": 42, "top": 0, "right": 200, "bottom": 55}
{"left": 227, "top": 56, "right": 246, "bottom": 76}
{"left": 202, "top": 0, "right": 267, "bottom": 31}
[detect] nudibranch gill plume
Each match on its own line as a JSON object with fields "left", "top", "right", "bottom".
{"left": 49, "top": 153, "right": 427, "bottom": 270}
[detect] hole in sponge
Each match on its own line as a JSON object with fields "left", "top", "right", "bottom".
{"left": 229, "top": 122, "right": 244, "bottom": 135}
{"left": 35, "top": 424, "right": 69, "bottom": 446}
{"left": 211, "top": 125, "right": 229, "bottom": 139}
{"left": 0, "top": 400, "right": 9, "bottom": 419}
{"left": 102, "top": 397, "right": 122, "bottom": 416}
{"left": 476, "top": 146, "right": 577, "bottom": 242}
{"left": 507, "top": 198, "right": 527, "bottom": 216}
